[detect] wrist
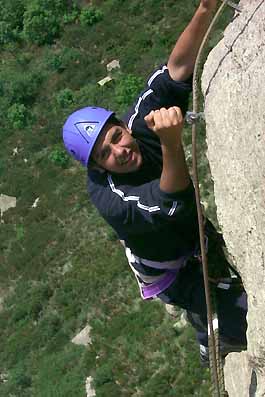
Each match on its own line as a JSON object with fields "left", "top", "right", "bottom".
{"left": 161, "top": 141, "right": 183, "bottom": 152}
{"left": 198, "top": 3, "right": 216, "bottom": 14}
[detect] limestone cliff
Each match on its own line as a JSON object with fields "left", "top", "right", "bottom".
{"left": 201, "top": 0, "right": 265, "bottom": 395}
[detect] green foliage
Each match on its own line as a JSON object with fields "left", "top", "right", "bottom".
{"left": 16, "top": 52, "right": 33, "bottom": 67}
{"left": 47, "top": 53, "right": 65, "bottom": 73}
{"left": 9, "top": 365, "right": 32, "bottom": 390}
{"left": 0, "top": 159, "right": 4, "bottom": 177}
{"left": 63, "top": 2, "right": 80, "bottom": 25}
{"left": 115, "top": 74, "right": 144, "bottom": 109}
{"left": 94, "top": 364, "right": 114, "bottom": 387}
{"left": 23, "top": 10, "right": 60, "bottom": 45}
{"left": 31, "top": 346, "right": 90, "bottom": 397}
{"left": 23, "top": 0, "right": 68, "bottom": 45}
{"left": 0, "top": 0, "right": 25, "bottom": 30}
{"left": 56, "top": 87, "right": 75, "bottom": 107}
{"left": 49, "top": 147, "right": 70, "bottom": 168}
{"left": 0, "top": 0, "right": 25, "bottom": 45}
{"left": 80, "top": 6, "right": 103, "bottom": 27}
{"left": 7, "top": 103, "right": 28, "bottom": 129}
{"left": 46, "top": 47, "right": 81, "bottom": 73}
{"left": 1, "top": 69, "right": 44, "bottom": 106}
{"left": 0, "top": 21, "right": 14, "bottom": 45}
{"left": 7, "top": 281, "right": 53, "bottom": 324}
{"left": 15, "top": 224, "right": 25, "bottom": 241}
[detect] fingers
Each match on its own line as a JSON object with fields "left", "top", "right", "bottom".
{"left": 145, "top": 107, "right": 183, "bottom": 131}
{"left": 153, "top": 109, "right": 164, "bottom": 131}
{"left": 163, "top": 106, "right": 183, "bottom": 127}
{"left": 171, "top": 106, "right": 183, "bottom": 122}
{"left": 144, "top": 110, "right": 155, "bottom": 130}
{"left": 145, "top": 107, "right": 184, "bottom": 145}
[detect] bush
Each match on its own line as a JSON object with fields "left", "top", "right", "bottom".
{"left": 75, "top": 83, "right": 99, "bottom": 108}
{"left": 94, "top": 364, "right": 114, "bottom": 387}
{"left": 23, "top": 10, "right": 61, "bottom": 45}
{"left": 9, "top": 366, "right": 32, "bottom": 389}
{"left": 16, "top": 53, "right": 33, "bottom": 67}
{"left": 46, "top": 47, "right": 80, "bottom": 73}
{"left": 80, "top": 7, "right": 103, "bottom": 27}
{"left": 7, "top": 103, "right": 28, "bottom": 129}
{"left": 0, "top": 0, "right": 25, "bottom": 30}
{"left": 115, "top": 74, "right": 144, "bottom": 108}
{"left": 63, "top": 2, "right": 80, "bottom": 24}
{"left": 0, "top": 159, "right": 4, "bottom": 177}
{"left": 49, "top": 147, "right": 70, "bottom": 168}
{"left": 0, "top": 21, "right": 14, "bottom": 45}
{"left": 56, "top": 88, "right": 75, "bottom": 107}
{"left": 2, "top": 70, "right": 44, "bottom": 106}
{"left": 23, "top": 0, "right": 68, "bottom": 45}
{"left": 47, "top": 53, "right": 65, "bottom": 73}
{"left": 0, "top": 0, "right": 25, "bottom": 44}
{"left": 8, "top": 281, "right": 53, "bottom": 324}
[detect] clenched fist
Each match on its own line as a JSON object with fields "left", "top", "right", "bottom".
{"left": 144, "top": 107, "right": 184, "bottom": 147}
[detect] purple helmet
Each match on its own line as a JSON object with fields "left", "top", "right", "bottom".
{"left": 63, "top": 106, "right": 114, "bottom": 167}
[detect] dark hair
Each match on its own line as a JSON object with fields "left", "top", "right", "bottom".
{"left": 107, "top": 115, "right": 124, "bottom": 127}
{"left": 87, "top": 114, "right": 124, "bottom": 170}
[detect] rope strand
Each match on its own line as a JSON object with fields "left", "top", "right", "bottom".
{"left": 191, "top": 1, "right": 233, "bottom": 395}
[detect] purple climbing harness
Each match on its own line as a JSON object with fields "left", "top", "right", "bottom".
{"left": 125, "top": 247, "right": 193, "bottom": 300}
{"left": 125, "top": 239, "right": 208, "bottom": 300}
{"left": 140, "top": 270, "right": 179, "bottom": 299}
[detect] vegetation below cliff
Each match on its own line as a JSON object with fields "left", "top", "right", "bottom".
{"left": 0, "top": 1, "right": 232, "bottom": 395}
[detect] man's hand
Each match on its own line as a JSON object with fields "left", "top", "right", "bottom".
{"left": 144, "top": 107, "right": 184, "bottom": 147}
{"left": 200, "top": 0, "right": 218, "bottom": 11}
{"left": 145, "top": 107, "right": 190, "bottom": 193}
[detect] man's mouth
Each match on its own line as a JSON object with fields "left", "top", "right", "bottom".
{"left": 119, "top": 152, "right": 133, "bottom": 165}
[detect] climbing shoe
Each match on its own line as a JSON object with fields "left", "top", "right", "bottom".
{"left": 199, "top": 342, "right": 247, "bottom": 367}
{"left": 200, "top": 344, "right": 210, "bottom": 367}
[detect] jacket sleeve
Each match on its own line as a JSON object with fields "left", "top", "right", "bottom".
{"left": 123, "top": 64, "right": 192, "bottom": 130}
{"left": 88, "top": 171, "right": 197, "bottom": 237}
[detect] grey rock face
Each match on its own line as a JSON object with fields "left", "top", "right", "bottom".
{"left": 201, "top": 0, "right": 265, "bottom": 395}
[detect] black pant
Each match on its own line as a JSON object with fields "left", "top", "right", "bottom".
{"left": 157, "top": 259, "right": 248, "bottom": 347}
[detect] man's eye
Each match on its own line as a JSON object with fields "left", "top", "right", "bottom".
{"left": 101, "top": 148, "right": 109, "bottom": 161}
{"left": 112, "top": 130, "right": 122, "bottom": 143}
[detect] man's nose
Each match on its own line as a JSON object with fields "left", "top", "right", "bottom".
{"left": 111, "top": 144, "right": 125, "bottom": 157}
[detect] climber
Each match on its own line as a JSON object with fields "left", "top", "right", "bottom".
{"left": 62, "top": 0, "right": 248, "bottom": 362}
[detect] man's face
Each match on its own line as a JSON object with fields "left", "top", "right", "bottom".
{"left": 91, "top": 122, "right": 143, "bottom": 173}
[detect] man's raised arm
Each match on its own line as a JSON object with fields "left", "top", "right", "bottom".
{"left": 145, "top": 107, "right": 190, "bottom": 193}
{"left": 167, "top": 0, "right": 217, "bottom": 81}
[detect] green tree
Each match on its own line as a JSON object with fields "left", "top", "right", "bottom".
{"left": 49, "top": 147, "right": 70, "bottom": 168}
{"left": 0, "top": 0, "right": 25, "bottom": 44}
{"left": 80, "top": 6, "right": 103, "bottom": 27}
{"left": 7, "top": 103, "right": 28, "bottom": 129}
{"left": 23, "top": 0, "right": 68, "bottom": 45}
{"left": 1, "top": 69, "right": 44, "bottom": 106}
{"left": 56, "top": 88, "right": 75, "bottom": 108}
{"left": 0, "top": 21, "right": 14, "bottom": 45}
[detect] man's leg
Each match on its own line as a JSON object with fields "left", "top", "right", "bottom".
{"left": 158, "top": 260, "right": 247, "bottom": 354}
{"left": 216, "top": 286, "right": 248, "bottom": 347}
